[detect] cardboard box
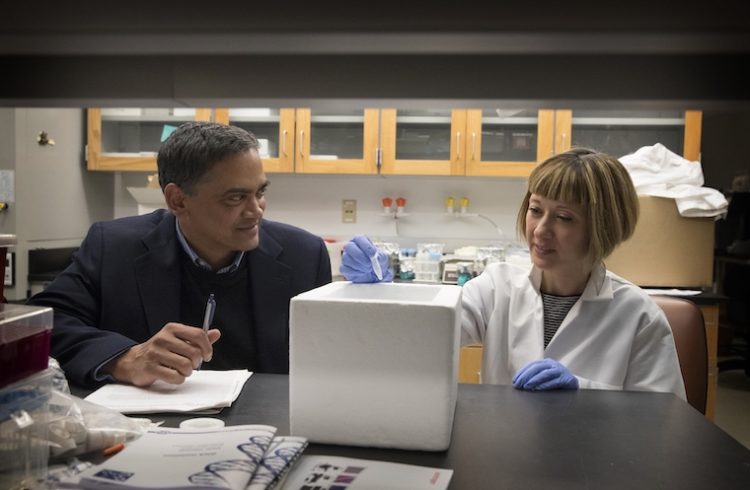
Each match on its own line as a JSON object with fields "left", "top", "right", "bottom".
{"left": 289, "top": 282, "right": 462, "bottom": 451}
{"left": 605, "top": 196, "right": 714, "bottom": 288}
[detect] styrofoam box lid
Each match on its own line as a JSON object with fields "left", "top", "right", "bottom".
{"left": 291, "top": 281, "right": 462, "bottom": 306}
{"left": 0, "top": 304, "right": 53, "bottom": 344}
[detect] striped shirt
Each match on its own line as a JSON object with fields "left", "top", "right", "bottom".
{"left": 541, "top": 293, "right": 580, "bottom": 348}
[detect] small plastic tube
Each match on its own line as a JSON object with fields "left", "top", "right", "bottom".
{"left": 396, "top": 197, "right": 407, "bottom": 214}
{"left": 460, "top": 197, "right": 470, "bottom": 214}
{"left": 382, "top": 197, "right": 393, "bottom": 214}
{"left": 445, "top": 196, "right": 455, "bottom": 214}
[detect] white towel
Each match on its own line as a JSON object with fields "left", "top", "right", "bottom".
{"left": 619, "top": 143, "right": 728, "bottom": 218}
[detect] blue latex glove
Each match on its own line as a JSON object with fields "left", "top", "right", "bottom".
{"left": 339, "top": 235, "right": 393, "bottom": 283}
{"left": 512, "top": 358, "right": 579, "bottom": 391}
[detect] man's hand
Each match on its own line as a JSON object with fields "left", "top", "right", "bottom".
{"left": 103, "top": 322, "right": 221, "bottom": 387}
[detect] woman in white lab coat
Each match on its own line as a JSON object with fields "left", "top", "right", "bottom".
{"left": 341, "top": 147, "right": 686, "bottom": 399}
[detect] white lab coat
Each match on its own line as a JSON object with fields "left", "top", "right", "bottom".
{"left": 461, "top": 262, "right": 687, "bottom": 400}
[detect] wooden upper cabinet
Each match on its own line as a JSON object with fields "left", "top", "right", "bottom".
{"left": 87, "top": 107, "right": 703, "bottom": 175}
{"left": 380, "top": 109, "right": 467, "bottom": 176}
{"left": 294, "top": 108, "right": 379, "bottom": 174}
{"left": 555, "top": 109, "right": 703, "bottom": 161}
{"left": 465, "top": 109, "right": 555, "bottom": 177}
{"left": 86, "top": 108, "right": 212, "bottom": 171}
{"left": 683, "top": 110, "right": 703, "bottom": 161}
{"left": 214, "top": 108, "right": 295, "bottom": 173}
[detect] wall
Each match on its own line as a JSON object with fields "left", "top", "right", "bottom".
{"left": 0, "top": 108, "right": 114, "bottom": 300}
{"left": 702, "top": 111, "right": 750, "bottom": 192}
{"left": 115, "top": 171, "right": 529, "bottom": 253}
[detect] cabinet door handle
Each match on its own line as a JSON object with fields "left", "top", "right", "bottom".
{"left": 471, "top": 132, "right": 476, "bottom": 161}
{"left": 281, "top": 130, "right": 288, "bottom": 157}
{"left": 559, "top": 132, "right": 567, "bottom": 152}
{"left": 298, "top": 130, "right": 305, "bottom": 158}
{"left": 456, "top": 131, "right": 462, "bottom": 159}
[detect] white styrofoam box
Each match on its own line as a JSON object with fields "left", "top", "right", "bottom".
{"left": 289, "top": 281, "right": 462, "bottom": 451}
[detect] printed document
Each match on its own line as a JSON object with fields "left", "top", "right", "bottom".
{"left": 281, "top": 455, "right": 453, "bottom": 490}
{"left": 76, "top": 425, "right": 277, "bottom": 490}
{"left": 84, "top": 370, "right": 252, "bottom": 414}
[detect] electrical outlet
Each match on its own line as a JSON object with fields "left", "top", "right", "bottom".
{"left": 342, "top": 199, "right": 357, "bottom": 223}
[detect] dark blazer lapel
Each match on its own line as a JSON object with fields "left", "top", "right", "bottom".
{"left": 134, "top": 213, "right": 182, "bottom": 336}
{"left": 249, "top": 227, "right": 292, "bottom": 372}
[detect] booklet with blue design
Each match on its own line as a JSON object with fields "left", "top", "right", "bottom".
{"left": 74, "top": 425, "right": 306, "bottom": 490}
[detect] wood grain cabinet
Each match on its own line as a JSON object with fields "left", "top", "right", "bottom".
{"left": 219, "top": 108, "right": 379, "bottom": 174}
{"left": 88, "top": 108, "right": 703, "bottom": 175}
{"left": 293, "top": 108, "right": 380, "bottom": 174}
{"left": 380, "top": 109, "right": 467, "bottom": 176}
{"left": 464, "top": 109, "right": 556, "bottom": 177}
{"left": 88, "top": 107, "right": 379, "bottom": 175}
{"left": 554, "top": 109, "right": 703, "bottom": 161}
{"left": 86, "top": 108, "right": 212, "bottom": 171}
{"left": 214, "top": 108, "right": 296, "bottom": 173}
{"left": 380, "top": 108, "right": 556, "bottom": 177}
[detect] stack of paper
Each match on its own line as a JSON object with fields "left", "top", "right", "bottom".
{"left": 84, "top": 370, "right": 252, "bottom": 414}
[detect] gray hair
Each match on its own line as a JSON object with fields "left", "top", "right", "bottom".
{"left": 157, "top": 121, "right": 259, "bottom": 194}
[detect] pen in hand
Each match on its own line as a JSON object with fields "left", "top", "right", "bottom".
{"left": 202, "top": 293, "right": 216, "bottom": 333}
{"left": 197, "top": 293, "right": 216, "bottom": 370}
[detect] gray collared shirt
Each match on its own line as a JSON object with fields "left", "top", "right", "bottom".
{"left": 175, "top": 220, "right": 245, "bottom": 274}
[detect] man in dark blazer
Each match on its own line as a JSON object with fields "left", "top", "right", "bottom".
{"left": 28, "top": 122, "right": 331, "bottom": 387}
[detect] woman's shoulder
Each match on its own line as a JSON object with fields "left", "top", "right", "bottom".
{"left": 604, "top": 269, "right": 664, "bottom": 318}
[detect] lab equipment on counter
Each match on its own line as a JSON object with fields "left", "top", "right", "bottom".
{"left": 415, "top": 243, "right": 444, "bottom": 283}
{"left": 398, "top": 248, "right": 416, "bottom": 281}
{"left": 442, "top": 260, "right": 474, "bottom": 285}
{"left": 478, "top": 245, "right": 505, "bottom": 264}
{"left": 457, "top": 264, "right": 473, "bottom": 286}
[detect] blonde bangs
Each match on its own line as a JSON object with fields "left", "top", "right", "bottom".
{"left": 528, "top": 160, "right": 591, "bottom": 207}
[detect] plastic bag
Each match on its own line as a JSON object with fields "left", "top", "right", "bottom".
{"left": 46, "top": 359, "right": 152, "bottom": 460}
